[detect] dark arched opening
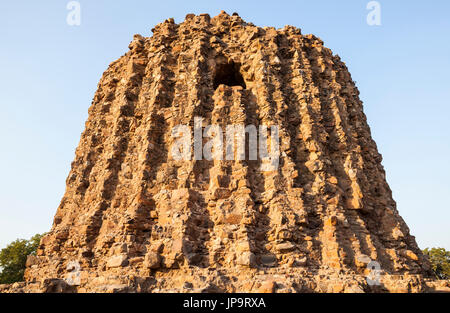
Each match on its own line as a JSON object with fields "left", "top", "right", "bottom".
{"left": 213, "top": 61, "right": 246, "bottom": 89}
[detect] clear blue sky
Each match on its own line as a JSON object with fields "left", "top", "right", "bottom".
{"left": 0, "top": 0, "right": 449, "bottom": 250}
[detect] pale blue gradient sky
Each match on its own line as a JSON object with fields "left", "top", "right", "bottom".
{"left": 0, "top": 0, "right": 449, "bottom": 250}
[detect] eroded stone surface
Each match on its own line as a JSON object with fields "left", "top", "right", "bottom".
{"left": 2, "top": 11, "right": 445, "bottom": 293}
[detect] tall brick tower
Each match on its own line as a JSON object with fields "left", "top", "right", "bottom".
{"left": 19, "top": 12, "right": 432, "bottom": 293}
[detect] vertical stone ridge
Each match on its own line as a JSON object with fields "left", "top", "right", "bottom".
{"left": 249, "top": 31, "right": 306, "bottom": 269}
{"left": 85, "top": 37, "right": 151, "bottom": 259}
{"left": 301, "top": 36, "right": 373, "bottom": 271}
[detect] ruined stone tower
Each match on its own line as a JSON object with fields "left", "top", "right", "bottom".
{"left": 21, "top": 12, "right": 433, "bottom": 292}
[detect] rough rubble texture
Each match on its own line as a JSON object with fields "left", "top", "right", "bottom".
{"left": 3, "top": 12, "right": 444, "bottom": 293}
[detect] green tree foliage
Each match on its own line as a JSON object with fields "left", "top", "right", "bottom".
{"left": 0, "top": 233, "right": 45, "bottom": 284}
{"left": 423, "top": 247, "right": 450, "bottom": 280}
